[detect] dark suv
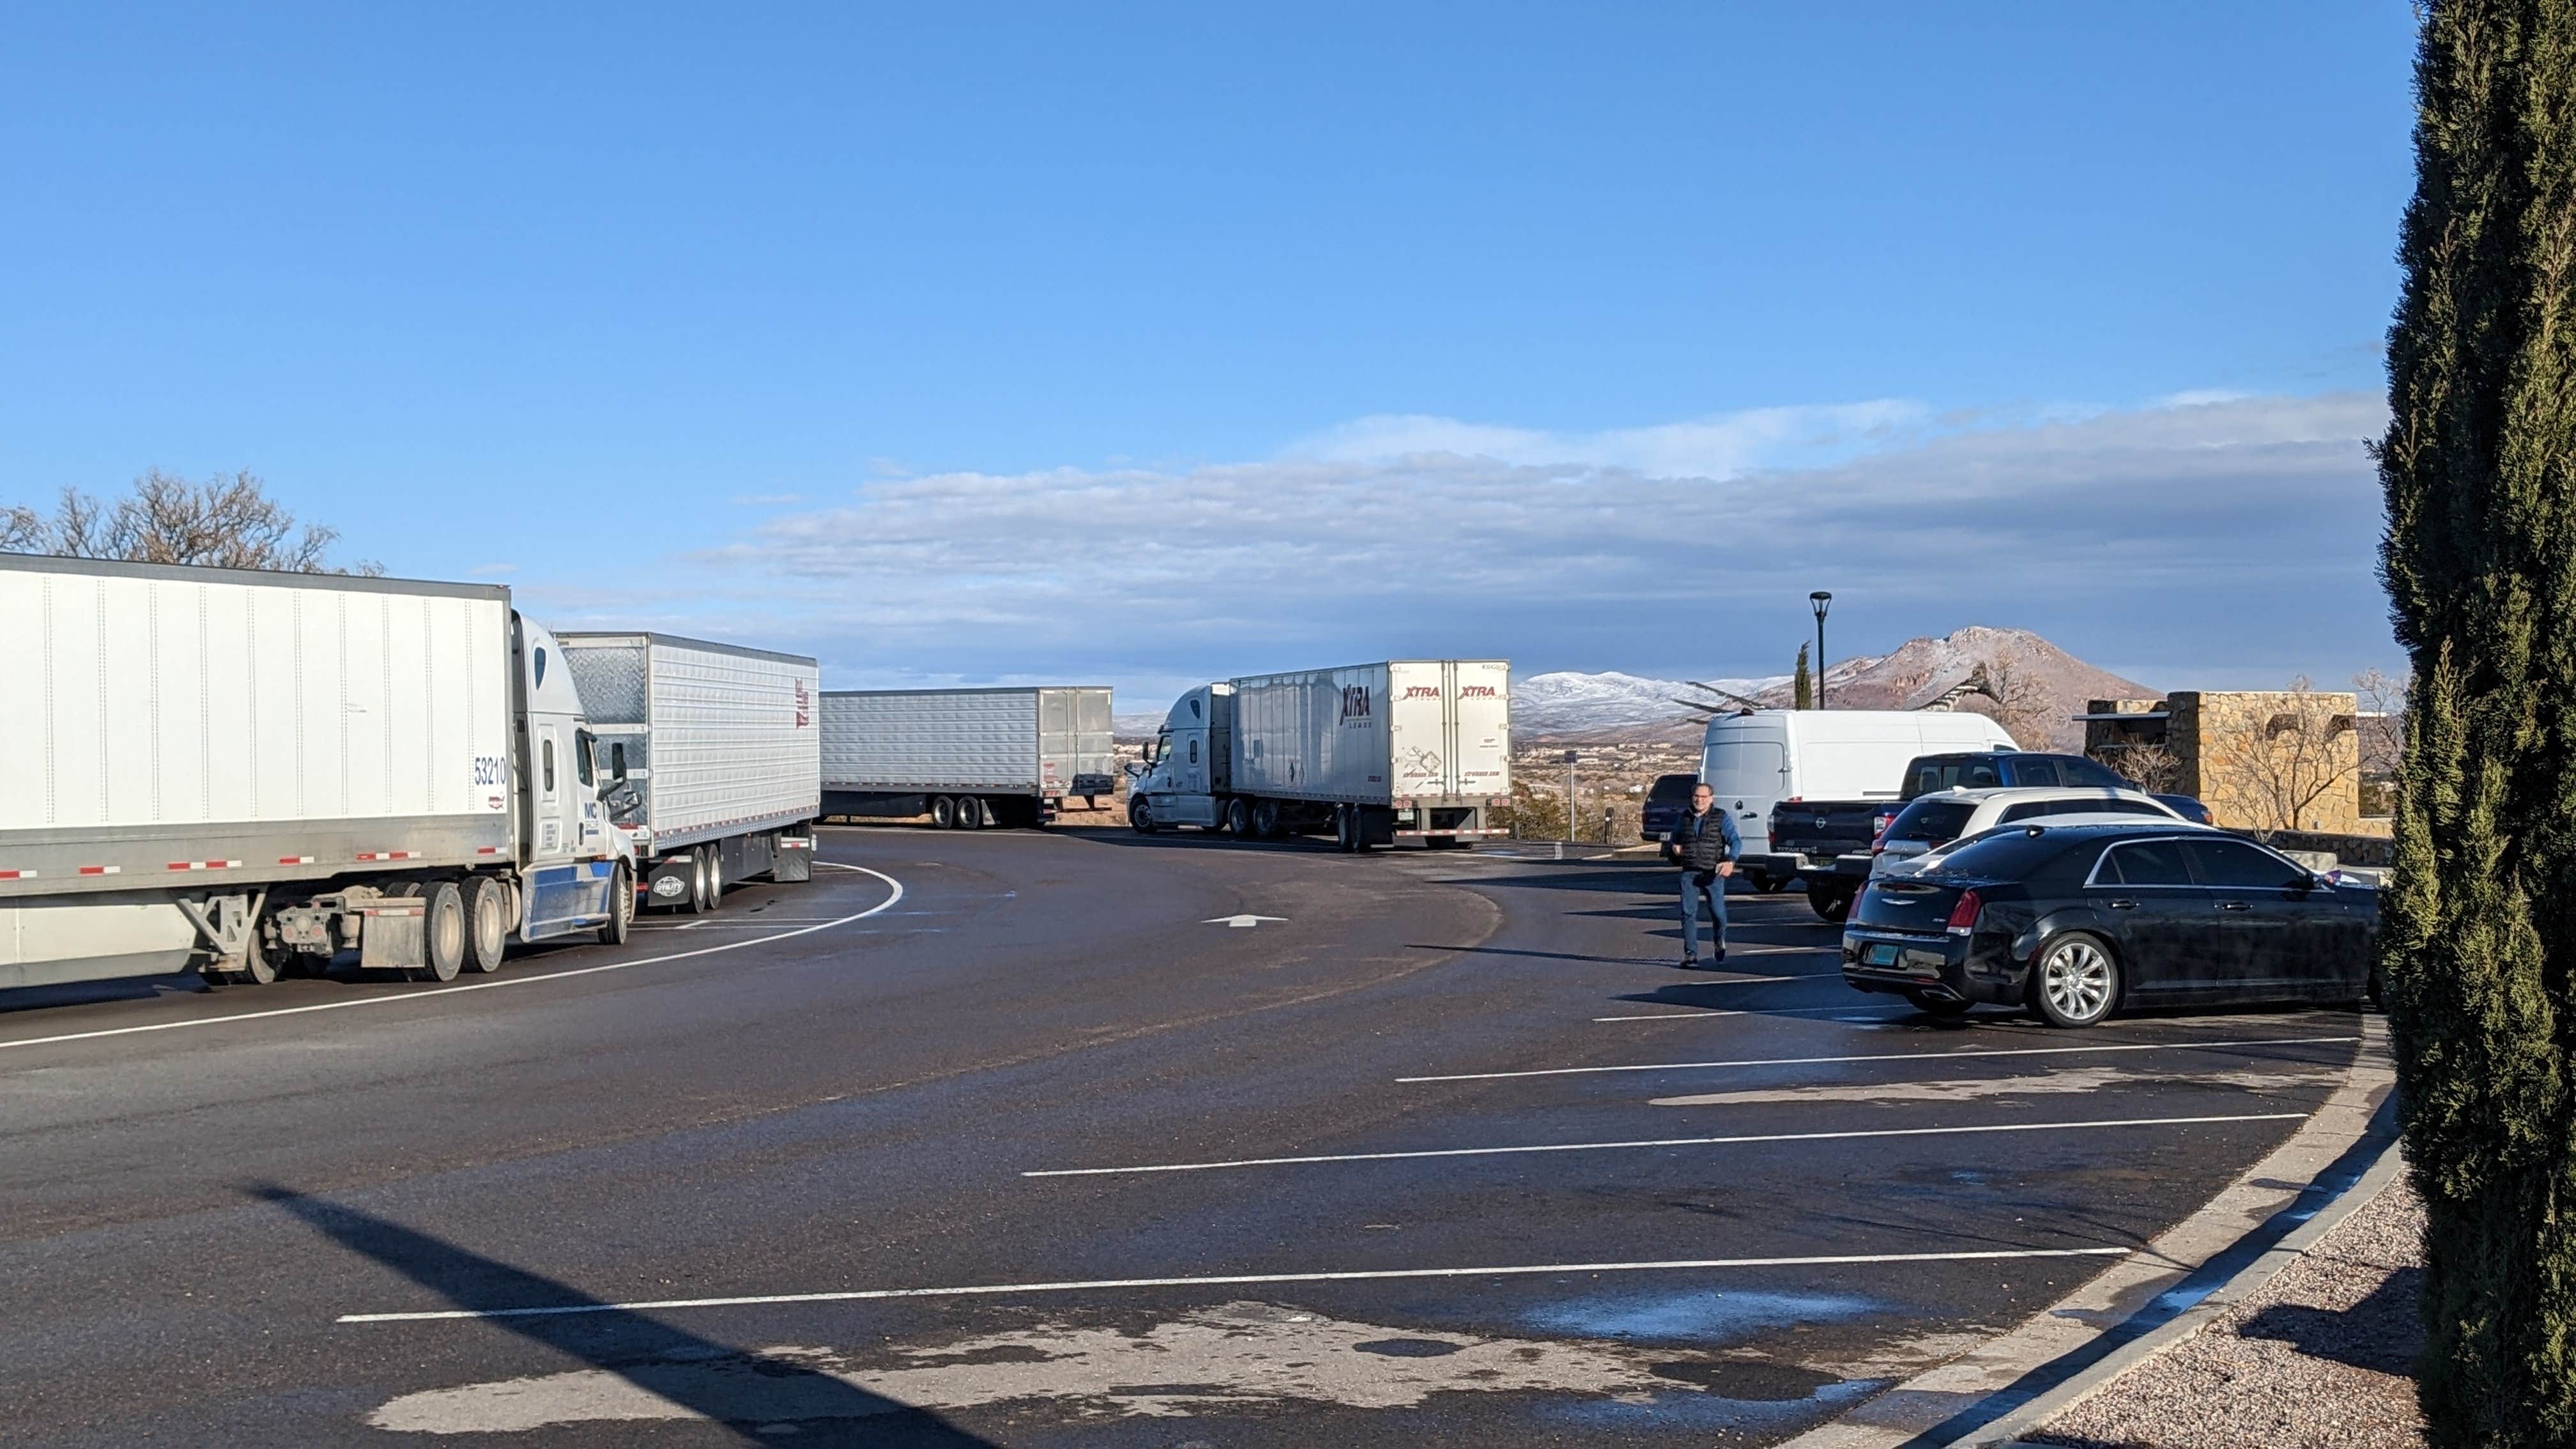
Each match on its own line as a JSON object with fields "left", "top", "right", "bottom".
{"left": 1903, "top": 751, "right": 2211, "bottom": 824}
{"left": 1900, "top": 752, "right": 2131, "bottom": 799}
{"left": 1641, "top": 773, "right": 1698, "bottom": 842}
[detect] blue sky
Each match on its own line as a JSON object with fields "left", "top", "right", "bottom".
{"left": 0, "top": 3, "right": 2419, "bottom": 703}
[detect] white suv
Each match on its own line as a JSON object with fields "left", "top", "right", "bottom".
{"left": 1870, "top": 787, "right": 2191, "bottom": 878}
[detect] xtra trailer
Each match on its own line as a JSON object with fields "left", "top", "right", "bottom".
{"left": 1127, "top": 660, "right": 1512, "bottom": 850}
{"left": 818, "top": 687, "right": 1116, "bottom": 829}
{"left": 555, "top": 632, "right": 820, "bottom": 913}
{"left": 0, "top": 554, "right": 636, "bottom": 990}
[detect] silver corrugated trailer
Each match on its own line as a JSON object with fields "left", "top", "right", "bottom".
{"left": 0, "top": 554, "right": 634, "bottom": 990}
{"left": 556, "top": 632, "right": 820, "bottom": 912}
{"left": 818, "top": 686, "right": 1114, "bottom": 829}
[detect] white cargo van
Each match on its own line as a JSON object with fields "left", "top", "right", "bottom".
{"left": 1700, "top": 709, "right": 2018, "bottom": 889}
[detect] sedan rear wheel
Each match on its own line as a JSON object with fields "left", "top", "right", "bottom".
{"left": 2031, "top": 933, "right": 2119, "bottom": 1028}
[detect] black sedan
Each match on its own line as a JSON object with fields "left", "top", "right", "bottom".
{"left": 1839, "top": 822, "right": 2377, "bottom": 1027}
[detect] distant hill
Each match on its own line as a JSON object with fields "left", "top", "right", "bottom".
{"left": 1512, "top": 670, "right": 1785, "bottom": 744}
{"left": 1515, "top": 628, "right": 2152, "bottom": 751}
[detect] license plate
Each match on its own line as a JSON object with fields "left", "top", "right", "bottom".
{"left": 1864, "top": 943, "right": 1899, "bottom": 966}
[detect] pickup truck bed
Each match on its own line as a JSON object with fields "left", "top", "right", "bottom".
{"left": 1758, "top": 799, "right": 1891, "bottom": 921}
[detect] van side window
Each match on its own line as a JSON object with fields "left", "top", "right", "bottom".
{"left": 2009, "top": 757, "right": 2062, "bottom": 788}
{"left": 574, "top": 730, "right": 597, "bottom": 788}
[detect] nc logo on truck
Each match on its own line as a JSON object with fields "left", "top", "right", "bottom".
{"left": 1338, "top": 686, "right": 1372, "bottom": 723}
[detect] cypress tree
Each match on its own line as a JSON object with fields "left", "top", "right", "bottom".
{"left": 1793, "top": 643, "right": 1814, "bottom": 710}
{"left": 2377, "top": 1, "right": 2576, "bottom": 1441}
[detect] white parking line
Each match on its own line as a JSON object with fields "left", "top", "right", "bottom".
{"left": 1591, "top": 1005, "right": 1912, "bottom": 1023}
{"left": 0, "top": 863, "right": 903, "bottom": 1054}
{"left": 337, "top": 1246, "right": 2134, "bottom": 1324}
{"left": 1395, "top": 1035, "right": 2361, "bottom": 1084}
{"left": 1022, "top": 1113, "right": 2304, "bottom": 1178}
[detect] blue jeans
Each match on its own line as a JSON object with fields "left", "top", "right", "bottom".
{"left": 1678, "top": 870, "right": 1726, "bottom": 959}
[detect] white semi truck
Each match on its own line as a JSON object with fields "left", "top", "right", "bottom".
{"left": 1128, "top": 661, "right": 1512, "bottom": 850}
{"left": 0, "top": 555, "right": 636, "bottom": 990}
{"left": 818, "top": 686, "right": 1116, "bottom": 829}
{"left": 556, "top": 633, "right": 821, "bottom": 913}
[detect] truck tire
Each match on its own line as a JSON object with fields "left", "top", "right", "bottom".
{"left": 1334, "top": 804, "right": 1355, "bottom": 852}
{"left": 1225, "top": 798, "right": 1251, "bottom": 836}
{"left": 958, "top": 797, "right": 985, "bottom": 830}
{"left": 1131, "top": 797, "right": 1158, "bottom": 834}
{"left": 463, "top": 875, "right": 509, "bottom": 973}
{"left": 417, "top": 880, "right": 467, "bottom": 983}
{"left": 1745, "top": 870, "right": 1782, "bottom": 894}
{"left": 1806, "top": 882, "right": 1852, "bottom": 924}
{"left": 1252, "top": 799, "right": 1282, "bottom": 838}
{"left": 702, "top": 845, "right": 724, "bottom": 911}
{"left": 597, "top": 862, "right": 633, "bottom": 946}
{"left": 930, "top": 795, "right": 956, "bottom": 829}
{"left": 684, "top": 847, "right": 713, "bottom": 914}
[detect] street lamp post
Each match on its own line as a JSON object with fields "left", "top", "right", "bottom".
{"left": 1809, "top": 591, "right": 1833, "bottom": 709}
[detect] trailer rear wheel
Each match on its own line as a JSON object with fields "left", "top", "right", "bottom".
{"left": 930, "top": 795, "right": 957, "bottom": 829}
{"left": 957, "top": 797, "right": 985, "bottom": 830}
{"left": 597, "top": 862, "right": 633, "bottom": 945}
{"left": 463, "top": 876, "right": 509, "bottom": 973}
{"left": 1252, "top": 799, "right": 1282, "bottom": 838}
{"left": 415, "top": 880, "right": 467, "bottom": 983}
{"left": 1335, "top": 804, "right": 1356, "bottom": 852}
{"left": 702, "top": 845, "right": 724, "bottom": 911}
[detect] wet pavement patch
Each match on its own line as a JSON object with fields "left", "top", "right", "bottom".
{"left": 1522, "top": 1287, "right": 1880, "bottom": 1345}
{"left": 1353, "top": 1338, "right": 1465, "bottom": 1358}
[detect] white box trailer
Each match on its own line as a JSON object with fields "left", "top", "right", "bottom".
{"left": 556, "top": 632, "right": 820, "bottom": 912}
{"left": 1128, "top": 660, "right": 1512, "bottom": 850}
{"left": 0, "top": 555, "right": 636, "bottom": 991}
{"left": 818, "top": 686, "right": 1115, "bottom": 829}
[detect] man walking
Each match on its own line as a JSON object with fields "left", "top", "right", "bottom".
{"left": 1662, "top": 782, "right": 1740, "bottom": 967}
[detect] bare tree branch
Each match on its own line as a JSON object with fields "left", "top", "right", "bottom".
{"left": 3, "top": 470, "right": 380, "bottom": 575}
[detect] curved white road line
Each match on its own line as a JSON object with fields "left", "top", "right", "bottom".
{"left": 0, "top": 862, "right": 903, "bottom": 1055}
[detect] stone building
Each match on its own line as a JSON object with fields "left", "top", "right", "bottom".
{"left": 2078, "top": 690, "right": 2383, "bottom": 837}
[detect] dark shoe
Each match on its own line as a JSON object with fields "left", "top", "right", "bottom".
{"left": 1678, "top": 956, "right": 1699, "bottom": 969}
{"left": 1712, "top": 948, "right": 1728, "bottom": 965}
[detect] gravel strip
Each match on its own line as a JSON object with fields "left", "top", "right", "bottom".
{"left": 2025, "top": 1174, "right": 2425, "bottom": 1449}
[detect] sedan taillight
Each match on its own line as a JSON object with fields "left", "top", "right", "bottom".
{"left": 1946, "top": 888, "right": 1984, "bottom": 935}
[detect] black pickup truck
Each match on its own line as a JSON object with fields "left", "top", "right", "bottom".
{"left": 1765, "top": 799, "right": 1889, "bottom": 922}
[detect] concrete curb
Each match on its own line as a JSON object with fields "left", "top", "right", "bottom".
{"left": 1986, "top": 1129, "right": 2407, "bottom": 1448}
{"left": 1774, "top": 1015, "right": 2398, "bottom": 1449}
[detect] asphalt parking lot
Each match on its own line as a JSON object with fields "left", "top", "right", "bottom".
{"left": 0, "top": 827, "right": 2366, "bottom": 1446}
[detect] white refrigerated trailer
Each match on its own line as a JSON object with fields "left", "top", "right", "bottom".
{"left": 1128, "top": 660, "right": 1512, "bottom": 850}
{"left": 0, "top": 555, "right": 635, "bottom": 990}
{"left": 817, "top": 686, "right": 1116, "bottom": 829}
{"left": 555, "top": 632, "right": 820, "bottom": 913}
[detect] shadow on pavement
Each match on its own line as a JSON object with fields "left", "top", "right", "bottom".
{"left": 254, "top": 1184, "right": 996, "bottom": 1446}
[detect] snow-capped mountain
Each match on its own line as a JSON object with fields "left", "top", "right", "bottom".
{"left": 1512, "top": 670, "right": 1787, "bottom": 741}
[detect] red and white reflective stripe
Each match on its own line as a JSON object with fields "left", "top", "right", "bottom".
{"left": 78, "top": 865, "right": 120, "bottom": 876}
{"left": 167, "top": 860, "right": 243, "bottom": 871}
{"left": 278, "top": 855, "right": 316, "bottom": 866}
{"left": 477, "top": 846, "right": 501, "bottom": 855}
{"left": 0, "top": 869, "right": 34, "bottom": 880}
{"left": 354, "top": 851, "right": 420, "bottom": 862}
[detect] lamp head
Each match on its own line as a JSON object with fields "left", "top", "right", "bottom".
{"left": 1809, "top": 590, "right": 1832, "bottom": 620}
